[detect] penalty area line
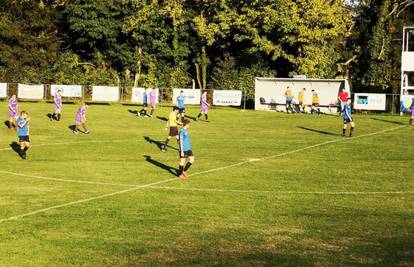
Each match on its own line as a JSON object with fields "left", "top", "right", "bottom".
{"left": 0, "top": 177, "right": 177, "bottom": 224}
{"left": 0, "top": 171, "right": 133, "bottom": 187}
{"left": 147, "top": 186, "right": 414, "bottom": 195}
{"left": 0, "top": 125, "right": 406, "bottom": 224}
{"left": 188, "top": 125, "right": 406, "bottom": 178}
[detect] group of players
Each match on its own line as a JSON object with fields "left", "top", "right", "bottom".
{"left": 5, "top": 87, "right": 414, "bottom": 173}
{"left": 6, "top": 90, "right": 211, "bottom": 179}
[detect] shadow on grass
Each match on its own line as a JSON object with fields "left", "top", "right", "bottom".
{"left": 144, "top": 136, "right": 178, "bottom": 151}
{"left": 371, "top": 118, "right": 405, "bottom": 125}
{"left": 128, "top": 109, "right": 138, "bottom": 115}
{"left": 297, "top": 126, "right": 338, "bottom": 136}
{"left": 46, "top": 113, "right": 55, "bottom": 121}
{"left": 185, "top": 115, "right": 197, "bottom": 121}
{"left": 144, "top": 155, "right": 178, "bottom": 176}
{"left": 4, "top": 120, "right": 10, "bottom": 128}
{"left": 9, "top": 142, "right": 22, "bottom": 158}
{"left": 156, "top": 116, "right": 168, "bottom": 122}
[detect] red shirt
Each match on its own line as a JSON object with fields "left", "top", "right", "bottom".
{"left": 339, "top": 92, "right": 349, "bottom": 102}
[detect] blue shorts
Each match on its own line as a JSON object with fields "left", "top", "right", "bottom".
{"left": 344, "top": 117, "right": 353, "bottom": 123}
{"left": 286, "top": 98, "right": 293, "bottom": 104}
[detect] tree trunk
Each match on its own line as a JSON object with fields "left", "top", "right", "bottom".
{"left": 201, "top": 46, "right": 207, "bottom": 90}
{"left": 195, "top": 62, "right": 203, "bottom": 90}
{"left": 134, "top": 46, "right": 142, "bottom": 88}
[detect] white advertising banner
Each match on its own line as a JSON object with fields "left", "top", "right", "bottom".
{"left": 0, "top": 83, "right": 7, "bottom": 98}
{"left": 213, "top": 90, "right": 242, "bottom": 106}
{"left": 353, "top": 93, "right": 386, "bottom": 111}
{"left": 18, "top": 84, "right": 44, "bottom": 99}
{"left": 131, "top": 87, "right": 159, "bottom": 104}
{"left": 173, "top": 89, "right": 201, "bottom": 105}
{"left": 51, "top": 85, "right": 82, "bottom": 98}
{"left": 92, "top": 86, "right": 119, "bottom": 102}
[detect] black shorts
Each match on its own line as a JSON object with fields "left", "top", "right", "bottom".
{"left": 178, "top": 108, "right": 185, "bottom": 113}
{"left": 180, "top": 150, "right": 193, "bottom": 158}
{"left": 19, "top": 136, "right": 30, "bottom": 143}
{"left": 169, "top": 126, "right": 178, "bottom": 137}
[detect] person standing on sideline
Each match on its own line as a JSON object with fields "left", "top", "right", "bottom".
{"left": 161, "top": 106, "right": 181, "bottom": 152}
{"left": 17, "top": 111, "right": 30, "bottom": 159}
{"left": 73, "top": 103, "right": 90, "bottom": 134}
{"left": 409, "top": 98, "right": 414, "bottom": 126}
{"left": 342, "top": 98, "right": 355, "bottom": 137}
{"left": 311, "top": 90, "right": 321, "bottom": 115}
{"left": 52, "top": 89, "right": 63, "bottom": 121}
{"left": 284, "top": 86, "right": 294, "bottom": 113}
{"left": 298, "top": 88, "right": 306, "bottom": 113}
{"left": 149, "top": 88, "right": 157, "bottom": 118}
{"left": 8, "top": 94, "right": 18, "bottom": 130}
{"left": 178, "top": 119, "right": 195, "bottom": 180}
{"left": 177, "top": 90, "right": 186, "bottom": 121}
{"left": 196, "top": 91, "right": 210, "bottom": 122}
{"left": 338, "top": 88, "right": 349, "bottom": 116}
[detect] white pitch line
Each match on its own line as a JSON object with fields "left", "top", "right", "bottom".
{"left": 0, "top": 125, "right": 407, "bottom": 223}
{"left": 147, "top": 186, "right": 414, "bottom": 195}
{"left": 0, "top": 177, "right": 177, "bottom": 224}
{"left": 0, "top": 139, "right": 143, "bottom": 152}
{"left": 188, "top": 125, "right": 407, "bottom": 178}
{"left": 0, "top": 171, "right": 133, "bottom": 187}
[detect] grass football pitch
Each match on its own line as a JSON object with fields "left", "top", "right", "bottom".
{"left": 0, "top": 102, "right": 413, "bottom": 266}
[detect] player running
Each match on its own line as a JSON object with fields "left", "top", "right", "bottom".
{"left": 73, "top": 103, "right": 90, "bottom": 134}
{"left": 284, "top": 87, "right": 294, "bottom": 113}
{"left": 161, "top": 106, "right": 181, "bottom": 152}
{"left": 149, "top": 88, "right": 157, "bottom": 118}
{"left": 138, "top": 88, "right": 149, "bottom": 117}
{"left": 8, "top": 94, "right": 18, "bottom": 130}
{"left": 196, "top": 91, "right": 210, "bottom": 122}
{"left": 342, "top": 98, "right": 355, "bottom": 137}
{"left": 178, "top": 119, "right": 195, "bottom": 180}
{"left": 338, "top": 88, "right": 349, "bottom": 116}
{"left": 17, "top": 111, "right": 30, "bottom": 159}
{"left": 51, "top": 89, "right": 63, "bottom": 121}
{"left": 409, "top": 98, "right": 414, "bottom": 126}
{"left": 177, "top": 90, "right": 186, "bottom": 121}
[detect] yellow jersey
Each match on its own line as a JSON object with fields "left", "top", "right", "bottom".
{"left": 298, "top": 92, "right": 304, "bottom": 102}
{"left": 168, "top": 111, "right": 178, "bottom": 127}
{"left": 312, "top": 95, "right": 319, "bottom": 104}
{"left": 286, "top": 90, "right": 293, "bottom": 99}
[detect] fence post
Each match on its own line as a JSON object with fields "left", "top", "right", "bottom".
{"left": 243, "top": 87, "right": 247, "bottom": 111}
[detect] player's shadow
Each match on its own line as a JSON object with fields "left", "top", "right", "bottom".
{"left": 68, "top": 125, "right": 77, "bottom": 132}
{"left": 46, "top": 113, "right": 54, "bottom": 121}
{"left": 128, "top": 109, "right": 138, "bottom": 115}
{"left": 3, "top": 120, "right": 10, "bottom": 128}
{"left": 371, "top": 118, "right": 404, "bottom": 125}
{"left": 9, "top": 142, "right": 22, "bottom": 158}
{"left": 185, "top": 115, "right": 197, "bottom": 121}
{"left": 297, "top": 126, "right": 337, "bottom": 136}
{"left": 156, "top": 116, "right": 168, "bottom": 122}
{"left": 144, "top": 136, "right": 178, "bottom": 151}
{"left": 144, "top": 155, "right": 178, "bottom": 176}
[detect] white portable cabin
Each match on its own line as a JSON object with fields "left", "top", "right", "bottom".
{"left": 401, "top": 26, "right": 414, "bottom": 95}
{"left": 255, "top": 77, "right": 350, "bottom": 113}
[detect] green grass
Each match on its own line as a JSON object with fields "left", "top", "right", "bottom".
{"left": 0, "top": 102, "right": 413, "bottom": 266}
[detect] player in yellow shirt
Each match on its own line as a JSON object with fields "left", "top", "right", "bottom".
{"left": 311, "top": 90, "right": 321, "bottom": 115}
{"left": 298, "top": 88, "right": 306, "bottom": 113}
{"left": 284, "top": 86, "right": 294, "bottom": 113}
{"left": 161, "top": 106, "right": 182, "bottom": 152}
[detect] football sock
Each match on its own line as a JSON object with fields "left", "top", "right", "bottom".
{"left": 150, "top": 109, "right": 154, "bottom": 115}
{"left": 57, "top": 114, "right": 61, "bottom": 121}
{"left": 410, "top": 118, "right": 413, "bottom": 125}
{"left": 342, "top": 128, "right": 346, "bottom": 136}
{"left": 179, "top": 165, "right": 184, "bottom": 174}
{"left": 184, "top": 162, "right": 192, "bottom": 172}
{"left": 205, "top": 114, "right": 208, "bottom": 120}
{"left": 197, "top": 113, "right": 202, "bottom": 118}
{"left": 23, "top": 147, "right": 29, "bottom": 152}
{"left": 350, "top": 127, "right": 354, "bottom": 136}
